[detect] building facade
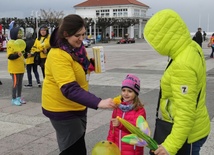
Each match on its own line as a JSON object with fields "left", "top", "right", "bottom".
{"left": 74, "top": 0, "right": 150, "bottom": 40}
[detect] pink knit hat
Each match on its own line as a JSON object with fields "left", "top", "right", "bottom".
{"left": 122, "top": 74, "right": 140, "bottom": 95}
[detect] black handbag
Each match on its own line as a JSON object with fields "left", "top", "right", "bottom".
{"left": 150, "top": 117, "right": 189, "bottom": 155}
{"left": 34, "top": 52, "right": 41, "bottom": 65}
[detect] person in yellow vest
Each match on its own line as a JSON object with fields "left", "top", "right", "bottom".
{"left": 23, "top": 32, "right": 41, "bottom": 88}
{"left": 209, "top": 33, "right": 214, "bottom": 58}
{"left": 32, "top": 25, "right": 50, "bottom": 78}
{"left": 7, "top": 26, "right": 26, "bottom": 106}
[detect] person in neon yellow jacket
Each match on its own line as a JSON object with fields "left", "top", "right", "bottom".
{"left": 144, "top": 9, "right": 210, "bottom": 155}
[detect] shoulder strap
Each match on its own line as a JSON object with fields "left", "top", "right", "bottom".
{"left": 156, "top": 59, "right": 202, "bottom": 118}
{"left": 156, "top": 59, "right": 173, "bottom": 118}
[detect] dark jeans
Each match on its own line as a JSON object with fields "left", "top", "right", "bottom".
{"left": 210, "top": 46, "right": 214, "bottom": 58}
{"left": 39, "top": 58, "right": 46, "bottom": 78}
{"left": 26, "top": 64, "right": 40, "bottom": 85}
{"left": 186, "top": 136, "right": 208, "bottom": 155}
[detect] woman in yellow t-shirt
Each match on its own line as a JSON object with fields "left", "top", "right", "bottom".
{"left": 32, "top": 25, "right": 50, "bottom": 78}
{"left": 42, "top": 14, "right": 117, "bottom": 155}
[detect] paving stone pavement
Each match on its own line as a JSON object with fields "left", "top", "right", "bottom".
{"left": 0, "top": 40, "right": 213, "bottom": 155}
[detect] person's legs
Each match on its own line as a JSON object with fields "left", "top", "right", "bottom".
{"left": 59, "top": 133, "right": 86, "bottom": 155}
{"left": 186, "top": 136, "right": 208, "bottom": 155}
{"left": 11, "top": 74, "right": 21, "bottom": 106}
{"left": 16, "top": 73, "right": 24, "bottom": 98}
{"left": 210, "top": 47, "right": 214, "bottom": 58}
{"left": 32, "top": 63, "right": 41, "bottom": 86}
{"left": 50, "top": 117, "right": 87, "bottom": 155}
{"left": 11, "top": 74, "right": 17, "bottom": 99}
{"left": 16, "top": 73, "right": 26, "bottom": 104}
{"left": 40, "top": 58, "right": 46, "bottom": 78}
{"left": 26, "top": 64, "right": 32, "bottom": 85}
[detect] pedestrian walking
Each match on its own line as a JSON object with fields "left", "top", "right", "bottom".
{"left": 193, "top": 27, "right": 203, "bottom": 47}
{"left": 208, "top": 33, "right": 214, "bottom": 58}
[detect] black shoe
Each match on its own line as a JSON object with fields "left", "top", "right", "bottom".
{"left": 0, "top": 80, "right": 2, "bottom": 85}
{"left": 38, "top": 83, "right": 41, "bottom": 87}
{"left": 24, "top": 84, "right": 32, "bottom": 88}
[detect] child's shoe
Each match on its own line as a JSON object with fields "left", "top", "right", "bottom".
{"left": 17, "top": 97, "right": 26, "bottom": 104}
{"left": 11, "top": 98, "right": 21, "bottom": 106}
{"left": 37, "top": 83, "right": 41, "bottom": 88}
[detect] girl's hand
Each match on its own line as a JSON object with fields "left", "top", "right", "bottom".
{"left": 43, "top": 49, "right": 47, "bottom": 54}
{"left": 18, "top": 52, "right": 22, "bottom": 56}
{"left": 111, "top": 118, "right": 120, "bottom": 127}
{"left": 27, "top": 53, "right": 31, "bottom": 57}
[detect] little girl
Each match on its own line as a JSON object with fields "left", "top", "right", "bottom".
{"left": 107, "top": 74, "right": 146, "bottom": 155}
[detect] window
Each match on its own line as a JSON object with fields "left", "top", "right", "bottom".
{"left": 113, "top": 8, "right": 128, "bottom": 17}
{"left": 134, "top": 9, "right": 140, "bottom": 17}
{"left": 96, "top": 9, "right": 110, "bottom": 17}
{"left": 141, "top": 10, "right": 146, "bottom": 17}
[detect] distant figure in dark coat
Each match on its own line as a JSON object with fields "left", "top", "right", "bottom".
{"left": 203, "top": 31, "right": 207, "bottom": 41}
{"left": 194, "top": 27, "right": 203, "bottom": 47}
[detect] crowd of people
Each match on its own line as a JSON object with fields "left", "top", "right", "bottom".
{"left": 4, "top": 23, "right": 51, "bottom": 105}
{"left": 0, "top": 9, "right": 212, "bottom": 155}
{"left": 192, "top": 27, "right": 214, "bottom": 58}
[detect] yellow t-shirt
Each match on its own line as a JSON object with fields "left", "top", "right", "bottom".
{"left": 42, "top": 48, "right": 89, "bottom": 112}
{"left": 7, "top": 44, "right": 25, "bottom": 74}
{"left": 31, "top": 35, "right": 51, "bottom": 58}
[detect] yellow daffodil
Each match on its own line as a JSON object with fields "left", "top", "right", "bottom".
{"left": 113, "top": 95, "right": 121, "bottom": 105}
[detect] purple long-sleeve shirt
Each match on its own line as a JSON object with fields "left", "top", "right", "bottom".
{"left": 42, "top": 81, "right": 101, "bottom": 120}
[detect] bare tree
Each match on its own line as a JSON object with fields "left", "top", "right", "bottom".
{"left": 39, "top": 9, "right": 64, "bottom": 31}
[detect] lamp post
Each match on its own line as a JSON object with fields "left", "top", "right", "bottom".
{"left": 31, "top": 10, "right": 40, "bottom": 38}
{"left": 93, "top": 18, "right": 97, "bottom": 43}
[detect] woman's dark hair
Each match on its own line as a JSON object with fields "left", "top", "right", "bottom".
{"left": 58, "top": 14, "right": 86, "bottom": 39}
{"left": 38, "top": 24, "right": 49, "bottom": 40}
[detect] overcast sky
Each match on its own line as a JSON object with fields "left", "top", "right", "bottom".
{"left": 0, "top": 0, "right": 213, "bottom": 32}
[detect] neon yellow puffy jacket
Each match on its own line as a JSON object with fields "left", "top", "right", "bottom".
{"left": 144, "top": 9, "right": 210, "bottom": 155}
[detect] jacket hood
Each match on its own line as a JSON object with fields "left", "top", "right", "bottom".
{"left": 10, "top": 27, "right": 20, "bottom": 40}
{"left": 144, "top": 9, "right": 193, "bottom": 59}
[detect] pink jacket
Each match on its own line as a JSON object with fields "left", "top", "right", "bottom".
{"left": 107, "top": 105, "right": 146, "bottom": 155}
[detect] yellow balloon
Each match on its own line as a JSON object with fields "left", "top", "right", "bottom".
{"left": 7, "top": 40, "right": 15, "bottom": 48}
{"left": 14, "top": 39, "right": 26, "bottom": 51}
{"left": 92, "top": 140, "right": 121, "bottom": 155}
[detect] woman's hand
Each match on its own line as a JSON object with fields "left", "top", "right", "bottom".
{"left": 154, "top": 145, "right": 169, "bottom": 155}
{"left": 98, "top": 98, "right": 117, "bottom": 109}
